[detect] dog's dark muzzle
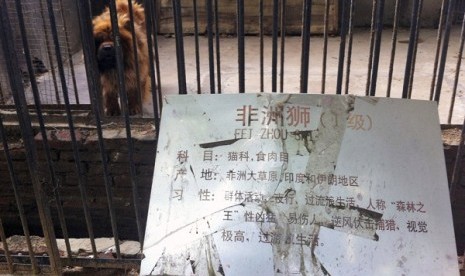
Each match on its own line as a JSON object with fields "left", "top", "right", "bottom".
{"left": 97, "top": 42, "right": 116, "bottom": 72}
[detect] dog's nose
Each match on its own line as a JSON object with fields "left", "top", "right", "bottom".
{"left": 102, "top": 44, "right": 113, "bottom": 51}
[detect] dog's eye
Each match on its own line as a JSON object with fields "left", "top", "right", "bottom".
{"left": 94, "top": 33, "right": 105, "bottom": 43}
{"left": 95, "top": 38, "right": 103, "bottom": 46}
{"left": 123, "top": 20, "right": 132, "bottom": 31}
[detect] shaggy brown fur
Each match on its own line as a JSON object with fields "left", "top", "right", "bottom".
{"left": 92, "top": 0, "right": 150, "bottom": 116}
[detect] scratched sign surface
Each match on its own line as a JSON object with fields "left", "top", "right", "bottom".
{"left": 141, "top": 94, "right": 458, "bottom": 275}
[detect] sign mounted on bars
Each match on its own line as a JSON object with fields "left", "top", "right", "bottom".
{"left": 141, "top": 94, "right": 458, "bottom": 275}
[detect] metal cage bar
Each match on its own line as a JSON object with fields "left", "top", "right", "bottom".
{"left": 237, "top": 0, "right": 245, "bottom": 93}
{"left": 39, "top": 0, "right": 61, "bottom": 105}
{"left": 448, "top": 9, "right": 465, "bottom": 123}
{"left": 300, "top": 0, "right": 312, "bottom": 94}
{"left": 272, "top": 0, "right": 279, "bottom": 92}
{"left": 430, "top": 0, "right": 448, "bottom": 101}
{"left": 336, "top": 0, "right": 349, "bottom": 95}
{"left": 0, "top": 1, "right": 62, "bottom": 272}
{"left": 259, "top": 0, "right": 264, "bottom": 92}
{"left": 46, "top": 0, "right": 98, "bottom": 259}
{"left": 15, "top": 0, "right": 72, "bottom": 259}
{"left": 279, "top": 0, "right": 286, "bottom": 93}
{"left": 368, "top": 0, "right": 385, "bottom": 97}
{"left": 144, "top": 0, "right": 162, "bottom": 125}
{"left": 321, "top": 0, "right": 330, "bottom": 94}
{"left": 193, "top": 0, "right": 202, "bottom": 94}
{"left": 108, "top": 0, "right": 144, "bottom": 246}
{"left": 76, "top": 0, "right": 122, "bottom": 259}
{"left": 407, "top": 0, "right": 423, "bottom": 99}
{"left": 402, "top": 0, "right": 422, "bottom": 99}
{"left": 206, "top": 0, "right": 216, "bottom": 94}
{"left": 434, "top": 0, "right": 457, "bottom": 102}
{"left": 0, "top": 218, "right": 13, "bottom": 274}
{"left": 127, "top": 0, "right": 144, "bottom": 112}
{"left": 172, "top": 0, "right": 187, "bottom": 94}
{"left": 214, "top": 0, "right": 222, "bottom": 94}
{"left": 344, "top": 0, "right": 355, "bottom": 95}
{"left": 365, "top": 0, "right": 378, "bottom": 96}
{"left": 58, "top": 0, "right": 80, "bottom": 105}
{"left": 386, "top": 0, "right": 402, "bottom": 98}
{"left": 0, "top": 115, "right": 39, "bottom": 274}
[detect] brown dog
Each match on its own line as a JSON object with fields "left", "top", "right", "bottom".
{"left": 92, "top": 0, "right": 150, "bottom": 116}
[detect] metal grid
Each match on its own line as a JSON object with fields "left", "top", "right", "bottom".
{"left": 0, "top": 0, "right": 80, "bottom": 105}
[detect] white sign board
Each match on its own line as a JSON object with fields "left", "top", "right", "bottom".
{"left": 141, "top": 94, "right": 458, "bottom": 275}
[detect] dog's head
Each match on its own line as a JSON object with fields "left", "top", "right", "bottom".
{"left": 93, "top": 13, "right": 133, "bottom": 72}
{"left": 104, "top": 0, "right": 146, "bottom": 28}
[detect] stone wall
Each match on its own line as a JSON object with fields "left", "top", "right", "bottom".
{"left": 0, "top": 125, "right": 156, "bottom": 241}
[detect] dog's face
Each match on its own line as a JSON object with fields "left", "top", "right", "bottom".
{"left": 93, "top": 13, "right": 133, "bottom": 72}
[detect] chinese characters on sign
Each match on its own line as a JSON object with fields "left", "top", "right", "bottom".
{"left": 142, "top": 94, "right": 458, "bottom": 276}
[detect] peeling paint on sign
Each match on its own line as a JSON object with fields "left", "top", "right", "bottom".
{"left": 141, "top": 94, "right": 458, "bottom": 276}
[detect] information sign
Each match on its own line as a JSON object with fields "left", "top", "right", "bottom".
{"left": 141, "top": 94, "right": 458, "bottom": 275}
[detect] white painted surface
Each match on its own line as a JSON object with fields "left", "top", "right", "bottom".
{"left": 141, "top": 94, "right": 458, "bottom": 276}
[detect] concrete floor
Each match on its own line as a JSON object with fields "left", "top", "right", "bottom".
{"left": 26, "top": 26, "right": 465, "bottom": 124}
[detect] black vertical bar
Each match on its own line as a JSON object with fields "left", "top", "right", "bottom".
{"left": 386, "top": 0, "right": 401, "bottom": 97}
{"left": 344, "top": 0, "right": 355, "bottom": 95}
{"left": 434, "top": 0, "right": 457, "bottom": 102}
{"left": 279, "top": 0, "right": 286, "bottom": 93}
{"left": 407, "top": 0, "right": 423, "bottom": 99}
{"left": 408, "top": 0, "right": 423, "bottom": 99}
{"left": 321, "top": 0, "right": 330, "bottom": 94}
{"left": 272, "top": 0, "right": 279, "bottom": 92}
{"left": 39, "top": 0, "right": 61, "bottom": 104}
{"left": 0, "top": 218, "right": 13, "bottom": 274}
{"left": 448, "top": 10, "right": 465, "bottom": 124}
{"left": 237, "top": 0, "right": 245, "bottom": 93}
{"left": 214, "top": 0, "right": 222, "bottom": 93}
{"left": 144, "top": 0, "right": 162, "bottom": 124}
{"left": 0, "top": 1, "right": 62, "bottom": 272}
{"left": 0, "top": 116, "right": 39, "bottom": 273}
{"left": 84, "top": 1, "right": 102, "bottom": 115}
{"left": 206, "top": 0, "right": 216, "bottom": 93}
{"left": 144, "top": 1, "right": 161, "bottom": 124}
{"left": 108, "top": 2, "right": 128, "bottom": 116}
{"left": 172, "top": 0, "right": 187, "bottom": 94}
{"left": 402, "top": 0, "right": 421, "bottom": 99}
{"left": 58, "top": 0, "right": 79, "bottom": 104}
{"left": 76, "top": 0, "right": 122, "bottom": 258}
{"left": 336, "top": 0, "right": 348, "bottom": 95}
{"left": 15, "top": 0, "right": 72, "bottom": 259}
{"left": 127, "top": 0, "right": 143, "bottom": 112}
{"left": 299, "top": 0, "right": 312, "bottom": 94}
{"left": 365, "top": 0, "right": 378, "bottom": 96}
{"left": 193, "top": 0, "right": 202, "bottom": 93}
{"left": 108, "top": 0, "right": 144, "bottom": 246}
{"left": 142, "top": 3, "right": 160, "bottom": 246}
{"left": 0, "top": 83, "right": 4, "bottom": 104}
{"left": 429, "top": 0, "right": 447, "bottom": 100}
{"left": 450, "top": 118, "right": 465, "bottom": 203}
{"left": 259, "top": 0, "right": 264, "bottom": 92}
{"left": 45, "top": 0, "right": 98, "bottom": 258}
{"left": 368, "top": 0, "right": 385, "bottom": 96}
